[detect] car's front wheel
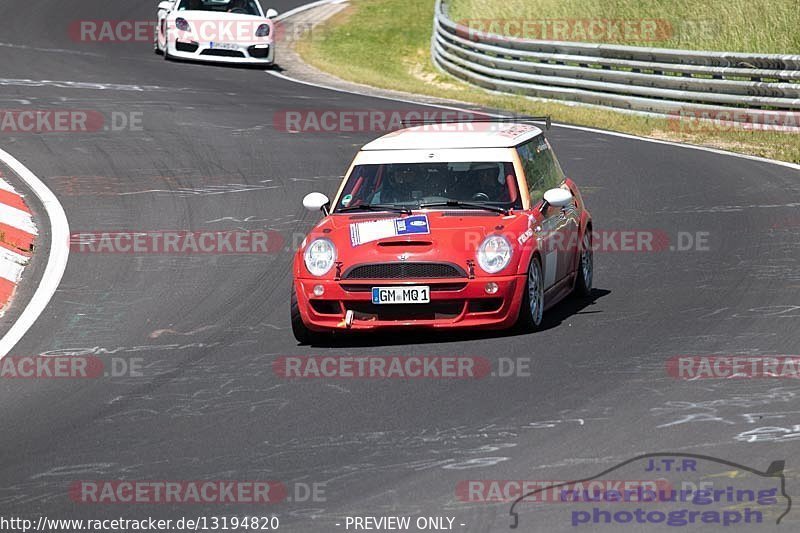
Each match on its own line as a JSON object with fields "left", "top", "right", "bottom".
{"left": 163, "top": 30, "right": 171, "bottom": 60}
{"left": 154, "top": 24, "right": 162, "bottom": 54}
{"left": 291, "top": 289, "right": 324, "bottom": 345}
{"left": 574, "top": 229, "right": 593, "bottom": 296}
{"left": 516, "top": 255, "right": 544, "bottom": 332}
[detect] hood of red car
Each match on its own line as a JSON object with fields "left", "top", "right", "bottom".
{"left": 305, "top": 210, "right": 530, "bottom": 274}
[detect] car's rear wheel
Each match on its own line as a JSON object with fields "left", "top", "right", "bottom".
{"left": 516, "top": 255, "right": 544, "bottom": 332}
{"left": 574, "top": 229, "right": 593, "bottom": 297}
{"left": 291, "top": 289, "right": 324, "bottom": 345}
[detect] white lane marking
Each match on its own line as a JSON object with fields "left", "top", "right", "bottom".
{"left": 0, "top": 148, "right": 70, "bottom": 359}
{"left": 0, "top": 42, "right": 105, "bottom": 57}
{"left": 266, "top": 71, "right": 800, "bottom": 171}
{"left": 0, "top": 98, "right": 31, "bottom": 105}
{"left": 0, "top": 202, "right": 37, "bottom": 235}
{"left": 0, "top": 78, "right": 175, "bottom": 92}
{"left": 274, "top": 0, "right": 348, "bottom": 21}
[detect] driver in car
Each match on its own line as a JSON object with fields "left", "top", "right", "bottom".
{"left": 461, "top": 162, "right": 508, "bottom": 202}
{"left": 227, "top": 0, "right": 248, "bottom": 12}
{"left": 376, "top": 165, "right": 423, "bottom": 203}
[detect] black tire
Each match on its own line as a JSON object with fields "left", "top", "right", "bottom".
{"left": 163, "top": 31, "right": 171, "bottom": 60}
{"left": 291, "top": 289, "right": 323, "bottom": 345}
{"left": 515, "top": 255, "right": 545, "bottom": 332}
{"left": 574, "top": 228, "right": 593, "bottom": 297}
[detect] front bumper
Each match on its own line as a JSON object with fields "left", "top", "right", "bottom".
{"left": 294, "top": 276, "right": 526, "bottom": 332}
{"left": 168, "top": 39, "right": 274, "bottom": 64}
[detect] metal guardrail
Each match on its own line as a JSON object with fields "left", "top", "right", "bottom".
{"left": 431, "top": 0, "right": 800, "bottom": 123}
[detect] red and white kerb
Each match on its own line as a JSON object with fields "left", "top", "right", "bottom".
{"left": 0, "top": 174, "right": 37, "bottom": 313}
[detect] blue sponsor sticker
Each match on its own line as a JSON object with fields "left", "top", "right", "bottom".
{"left": 395, "top": 215, "right": 429, "bottom": 236}
{"left": 350, "top": 214, "right": 430, "bottom": 246}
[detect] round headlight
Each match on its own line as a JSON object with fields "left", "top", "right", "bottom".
{"left": 303, "top": 238, "right": 336, "bottom": 276}
{"left": 477, "top": 235, "right": 512, "bottom": 274}
{"left": 175, "top": 17, "right": 191, "bottom": 32}
{"left": 256, "top": 23, "right": 271, "bottom": 37}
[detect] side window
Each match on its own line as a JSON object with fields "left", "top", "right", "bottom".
{"left": 517, "top": 136, "right": 565, "bottom": 206}
{"left": 338, "top": 164, "right": 380, "bottom": 207}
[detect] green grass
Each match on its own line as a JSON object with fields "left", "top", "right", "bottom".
{"left": 449, "top": 0, "right": 800, "bottom": 53}
{"left": 297, "top": 0, "right": 800, "bottom": 164}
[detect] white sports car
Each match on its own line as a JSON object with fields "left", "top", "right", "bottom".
{"left": 155, "top": 0, "right": 278, "bottom": 65}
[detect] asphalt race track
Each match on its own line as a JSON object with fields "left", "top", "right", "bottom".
{"left": 0, "top": 1, "right": 799, "bottom": 532}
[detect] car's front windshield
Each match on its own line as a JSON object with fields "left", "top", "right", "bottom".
{"left": 333, "top": 162, "right": 522, "bottom": 213}
{"left": 177, "top": 0, "right": 261, "bottom": 16}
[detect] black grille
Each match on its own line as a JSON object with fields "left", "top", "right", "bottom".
{"left": 340, "top": 282, "right": 467, "bottom": 292}
{"left": 176, "top": 41, "right": 198, "bottom": 52}
{"left": 310, "top": 300, "right": 341, "bottom": 315}
{"left": 201, "top": 48, "right": 245, "bottom": 58}
{"left": 345, "top": 301, "right": 463, "bottom": 321}
{"left": 247, "top": 45, "right": 270, "bottom": 58}
{"left": 468, "top": 298, "right": 503, "bottom": 313}
{"left": 343, "top": 262, "right": 467, "bottom": 280}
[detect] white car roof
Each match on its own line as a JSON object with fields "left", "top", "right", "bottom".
{"left": 353, "top": 148, "right": 515, "bottom": 165}
{"left": 361, "top": 122, "right": 543, "bottom": 151}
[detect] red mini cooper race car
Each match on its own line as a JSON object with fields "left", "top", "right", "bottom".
{"left": 291, "top": 118, "right": 593, "bottom": 343}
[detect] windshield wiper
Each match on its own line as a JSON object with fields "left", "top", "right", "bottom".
{"left": 418, "top": 200, "right": 508, "bottom": 215}
{"left": 337, "top": 203, "right": 412, "bottom": 215}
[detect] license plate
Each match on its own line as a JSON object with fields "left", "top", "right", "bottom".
{"left": 371, "top": 286, "right": 430, "bottom": 305}
{"left": 209, "top": 42, "right": 239, "bottom": 50}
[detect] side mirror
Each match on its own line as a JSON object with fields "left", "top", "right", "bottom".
{"left": 158, "top": 1, "right": 173, "bottom": 12}
{"left": 265, "top": 8, "right": 279, "bottom": 18}
{"left": 303, "top": 192, "right": 330, "bottom": 214}
{"left": 542, "top": 188, "right": 572, "bottom": 208}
